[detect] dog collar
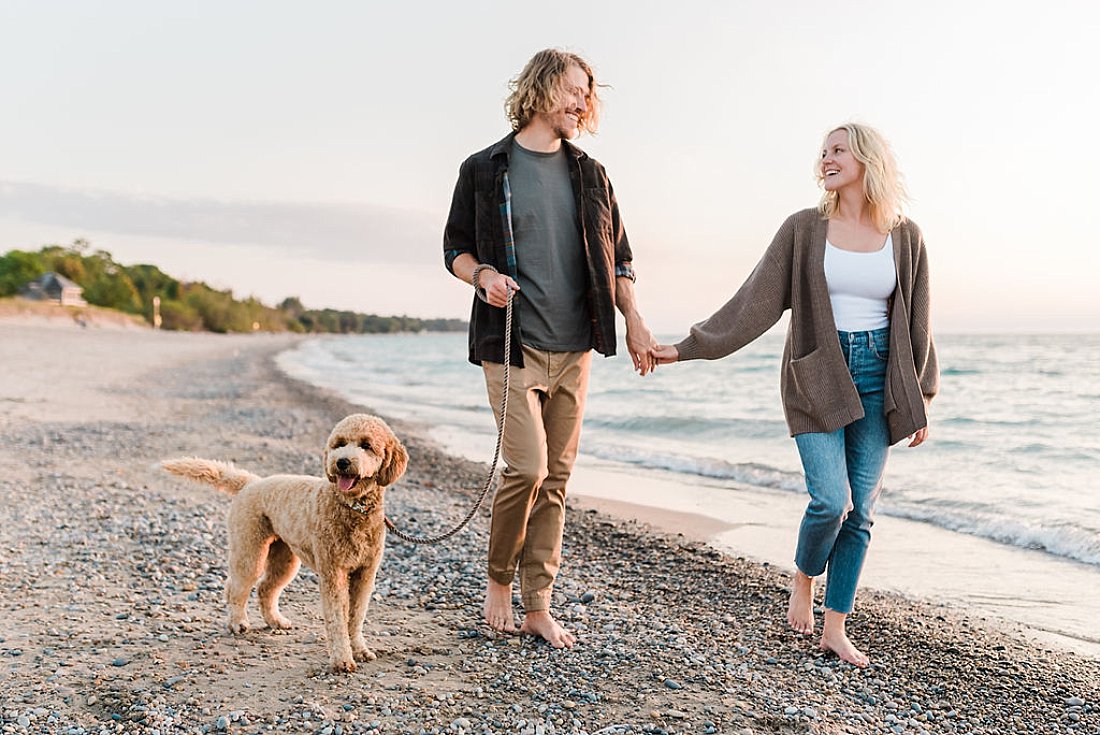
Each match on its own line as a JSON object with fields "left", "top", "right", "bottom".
{"left": 342, "top": 497, "right": 379, "bottom": 517}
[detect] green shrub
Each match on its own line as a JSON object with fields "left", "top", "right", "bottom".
{"left": 158, "top": 299, "right": 205, "bottom": 331}
{"left": 0, "top": 250, "right": 46, "bottom": 296}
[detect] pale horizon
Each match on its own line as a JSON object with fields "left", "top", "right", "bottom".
{"left": 2, "top": 1, "right": 1098, "bottom": 334}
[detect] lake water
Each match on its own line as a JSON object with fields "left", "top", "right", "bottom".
{"left": 278, "top": 331, "right": 1100, "bottom": 655}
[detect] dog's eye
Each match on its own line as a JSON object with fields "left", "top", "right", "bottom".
{"left": 359, "top": 441, "right": 372, "bottom": 451}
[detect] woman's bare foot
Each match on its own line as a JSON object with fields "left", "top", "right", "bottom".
{"left": 483, "top": 579, "right": 517, "bottom": 633}
{"left": 519, "top": 610, "right": 575, "bottom": 649}
{"left": 787, "top": 570, "right": 815, "bottom": 635}
{"left": 820, "top": 609, "right": 869, "bottom": 667}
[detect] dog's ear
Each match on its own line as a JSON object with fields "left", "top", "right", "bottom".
{"left": 322, "top": 446, "right": 333, "bottom": 482}
{"left": 377, "top": 435, "right": 408, "bottom": 487}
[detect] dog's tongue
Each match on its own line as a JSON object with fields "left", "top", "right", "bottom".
{"left": 337, "top": 476, "right": 357, "bottom": 493}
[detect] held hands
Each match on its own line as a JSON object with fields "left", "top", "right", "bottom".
{"left": 631, "top": 341, "right": 679, "bottom": 377}
{"left": 480, "top": 270, "right": 520, "bottom": 308}
{"left": 650, "top": 344, "right": 680, "bottom": 365}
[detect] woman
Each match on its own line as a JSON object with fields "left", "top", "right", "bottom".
{"left": 651, "top": 123, "right": 938, "bottom": 666}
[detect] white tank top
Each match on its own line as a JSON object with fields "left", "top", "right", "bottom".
{"left": 824, "top": 233, "right": 897, "bottom": 331}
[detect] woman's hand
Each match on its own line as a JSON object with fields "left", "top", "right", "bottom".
{"left": 907, "top": 426, "right": 929, "bottom": 447}
{"left": 908, "top": 396, "right": 932, "bottom": 447}
{"left": 650, "top": 344, "right": 680, "bottom": 365}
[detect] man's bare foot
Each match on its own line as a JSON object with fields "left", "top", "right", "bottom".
{"left": 484, "top": 579, "right": 517, "bottom": 633}
{"left": 820, "top": 609, "right": 869, "bottom": 667}
{"left": 787, "top": 570, "right": 815, "bottom": 635}
{"left": 519, "top": 610, "right": 575, "bottom": 649}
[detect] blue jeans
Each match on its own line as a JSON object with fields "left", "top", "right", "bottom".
{"left": 793, "top": 328, "right": 891, "bottom": 614}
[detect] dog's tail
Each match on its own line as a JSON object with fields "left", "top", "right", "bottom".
{"left": 160, "top": 457, "right": 260, "bottom": 496}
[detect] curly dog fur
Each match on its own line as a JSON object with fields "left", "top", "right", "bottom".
{"left": 162, "top": 414, "right": 408, "bottom": 673}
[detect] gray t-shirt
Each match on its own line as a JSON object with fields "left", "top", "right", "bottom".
{"left": 509, "top": 141, "right": 591, "bottom": 352}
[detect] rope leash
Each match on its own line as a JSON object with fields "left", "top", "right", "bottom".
{"left": 383, "top": 289, "right": 513, "bottom": 545}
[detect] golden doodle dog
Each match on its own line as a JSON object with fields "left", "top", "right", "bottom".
{"left": 162, "top": 414, "right": 407, "bottom": 673}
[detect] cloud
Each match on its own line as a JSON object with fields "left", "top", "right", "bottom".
{"left": 0, "top": 180, "right": 441, "bottom": 266}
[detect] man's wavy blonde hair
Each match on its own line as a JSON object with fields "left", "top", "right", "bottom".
{"left": 505, "top": 49, "right": 601, "bottom": 134}
{"left": 817, "top": 123, "right": 908, "bottom": 233}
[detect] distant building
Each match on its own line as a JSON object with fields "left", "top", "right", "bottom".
{"left": 20, "top": 272, "right": 88, "bottom": 307}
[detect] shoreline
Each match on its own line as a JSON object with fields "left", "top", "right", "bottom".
{"left": 2, "top": 319, "right": 1098, "bottom": 734}
{"left": 425, "top": 417, "right": 1100, "bottom": 662}
{"left": 568, "top": 461, "right": 1100, "bottom": 661}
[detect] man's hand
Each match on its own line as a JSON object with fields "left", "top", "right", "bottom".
{"left": 480, "top": 270, "right": 520, "bottom": 308}
{"left": 626, "top": 317, "right": 657, "bottom": 376}
{"left": 613, "top": 274, "right": 657, "bottom": 376}
{"left": 650, "top": 344, "right": 680, "bottom": 365}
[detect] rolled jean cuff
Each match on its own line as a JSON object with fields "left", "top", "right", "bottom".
{"left": 796, "top": 556, "right": 822, "bottom": 580}
{"left": 521, "top": 588, "right": 552, "bottom": 612}
{"left": 794, "top": 551, "right": 827, "bottom": 579}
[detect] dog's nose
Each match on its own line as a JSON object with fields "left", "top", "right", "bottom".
{"left": 336, "top": 458, "right": 351, "bottom": 472}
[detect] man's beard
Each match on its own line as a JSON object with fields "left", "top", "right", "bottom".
{"left": 552, "top": 113, "right": 580, "bottom": 141}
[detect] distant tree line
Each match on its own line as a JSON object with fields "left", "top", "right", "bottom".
{"left": 0, "top": 240, "right": 466, "bottom": 334}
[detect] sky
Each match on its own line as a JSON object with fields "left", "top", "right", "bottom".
{"left": 2, "top": 0, "right": 1098, "bottom": 333}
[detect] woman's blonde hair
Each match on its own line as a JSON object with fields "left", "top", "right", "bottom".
{"left": 817, "top": 122, "right": 908, "bottom": 233}
{"left": 505, "top": 49, "right": 601, "bottom": 134}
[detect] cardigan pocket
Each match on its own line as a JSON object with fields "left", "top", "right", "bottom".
{"left": 786, "top": 347, "right": 829, "bottom": 419}
{"left": 787, "top": 346, "right": 862, "bottom": 427}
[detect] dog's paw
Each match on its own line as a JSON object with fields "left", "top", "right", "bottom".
{"left": 227, "top": 619, "right": 251, "bottom": 635}
{"left": 330, "top": 658, "right": 357, "bottom": 674}
{"left": 265, "top": 615, "right": 293, "bottom": 631}
{"left": 352, "top": 646, "right": 376, "bottom": 662}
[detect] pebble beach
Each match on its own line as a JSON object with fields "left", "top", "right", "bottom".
{"left": 1, "top": 318, "right": 1098, "bottom": 735}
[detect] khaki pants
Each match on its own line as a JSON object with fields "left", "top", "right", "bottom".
{"left": 482, "top": 345, "right": 591, "bottom": 612}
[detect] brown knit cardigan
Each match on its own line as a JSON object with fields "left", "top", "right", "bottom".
{"left": 674, "top": 208, "right": 939, "bottom": 445}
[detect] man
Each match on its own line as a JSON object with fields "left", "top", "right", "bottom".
{"left": 443, "top": 48, "right": 656, "bottom": 648}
